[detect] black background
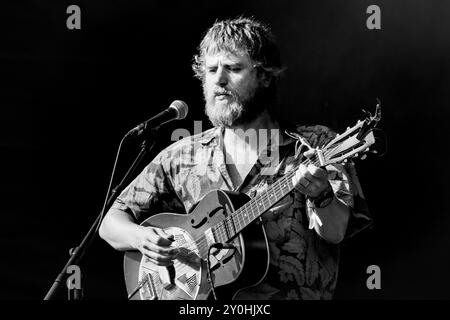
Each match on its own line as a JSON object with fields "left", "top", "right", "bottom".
{"left": 1, "top": 0, "right": 449, "bottom": 300}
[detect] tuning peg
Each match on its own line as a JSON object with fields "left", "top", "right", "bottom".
{"left": 354, "top": 153, "right": 359, "bottom": 158}
{"left": 372, "top": 150, "right": 378, "bottom": 154}
{"left": 361, "top": 154, "right": 367, "bottom": 160}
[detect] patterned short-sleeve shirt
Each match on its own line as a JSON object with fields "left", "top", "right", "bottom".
{"left": 112, "top": 124, "right": 372, "bottom": 300}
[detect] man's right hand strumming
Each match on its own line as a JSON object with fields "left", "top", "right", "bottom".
{"left": 99, "top": 208, "right": 179, "bottom": 266}
{"left": 133, "top": 226, "right": 179, "bottom": 266}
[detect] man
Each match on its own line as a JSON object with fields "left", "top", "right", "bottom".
{"left": 99, "top": 17, "right": 371, "bottom": 300}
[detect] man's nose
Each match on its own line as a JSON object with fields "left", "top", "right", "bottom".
{"left": 214, "top": 66, "right": 228, "bottom": 86}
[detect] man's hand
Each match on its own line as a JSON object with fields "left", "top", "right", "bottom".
{"left": 291, "top": 162, "right": 350, "bottom": 244}
{"left": 134, "top": 226, "right": 179, "bottom": 266}
{"left": 292, "top": 163, "right": 330, "bottom": 198}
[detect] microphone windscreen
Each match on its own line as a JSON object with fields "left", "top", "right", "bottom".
{"left": 170, "top": 100, "right": 189, "bottom": 120}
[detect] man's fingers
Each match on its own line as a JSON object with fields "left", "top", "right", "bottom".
{"left": 307, "top": 164, "right": 327, "bottom": 179}
{"left": 154, "top": 227, "right": 174, "bottom": 240}
{"left": 148, "top": 228, "right": 175, "bottom": 247}
{"left": 304, "top": 149, "right": 316, "bottom": 158}
{"left": 142, "top": 250, "right": 174, "bottom": 267}
{"left": 143, "top": 241, "right": 179, "bottom": 257}
{"left": 297, "top": 165, "right": 317, "bottom": 188}
{"left": 141, "top": 243, "right": 179, "bottom": 266}
{"left": 292, "top": 164, "right": 330, "bottom": 198}
{"left": 299, "top": 176, "right": 311, "bottom": 188}
{"left": 154, "top": 227, "right": 175, "bottom": 243}
{"left": 292, "top": 164, "right": 308, "bottom": 187}
{"left": 297, "top": 178, "right": 320, "bottom": 195}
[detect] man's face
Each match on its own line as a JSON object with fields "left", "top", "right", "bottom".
{"left": 203, "top": 51, "right": 265, "bottom": 127}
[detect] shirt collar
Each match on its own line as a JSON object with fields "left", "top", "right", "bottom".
{"left": 198, "top": 125, "right": 298, "bottom": 147}
{"left": 198, "top": 126, "right": 223, "bottom": 146}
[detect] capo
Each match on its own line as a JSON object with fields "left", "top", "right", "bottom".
{"left": 285, "top": 130, "right": 328, "bottom": 167}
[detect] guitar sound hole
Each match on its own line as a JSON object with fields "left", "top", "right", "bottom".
{"left": 208, "top": 206, "right": 224, "bottom": 218}
{"left": 191, "top": 217, "right": 207, "bottom": 229}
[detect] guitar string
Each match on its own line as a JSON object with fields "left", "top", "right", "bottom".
{"left": 230, "top": 156, "right": 318, "bottom": 231}
{"left": 156, "top": 134, "right": 362, "bottom": 266}
{"left": 210, "top": 155, "right": 318, "bottom": 245}
{"left": 226, "top": 132, "right": 365, "bottom": 235}
{"left": 169, "top": 157, "right": 313, "bottom": 277}
{"left": 203, "top": 127, "right": 368, "bottom": 255}
{"left": 174, "top": 144, "right": 343, "bottom": 256}
{"left": 201, "top": 127, "right": 367, "bottom": 251}
{"left": 171, "top": 147, "right": 333, "bottom": 256}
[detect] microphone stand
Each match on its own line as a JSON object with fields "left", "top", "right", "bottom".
{"left": 44, "top": 129, "right": 158, "bottom": 300}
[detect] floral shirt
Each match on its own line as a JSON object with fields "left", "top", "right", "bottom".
{"left": 112, "top": 125, "right": 372, "bottom": 300}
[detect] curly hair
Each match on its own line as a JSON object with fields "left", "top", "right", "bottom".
{"left": 192, "top": 17, "right": 284, "bottom": 87}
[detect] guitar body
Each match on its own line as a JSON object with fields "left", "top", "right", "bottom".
{"left": 124, "top": 189, "right": 270, "bottom": 300}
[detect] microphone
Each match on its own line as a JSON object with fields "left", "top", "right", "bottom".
{"left": 126, "top": 100, "right": 189, "bottom": 137}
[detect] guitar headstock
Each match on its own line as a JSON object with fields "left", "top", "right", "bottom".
{"left": 322, "top": 100, "right": 383, "bottom": 165}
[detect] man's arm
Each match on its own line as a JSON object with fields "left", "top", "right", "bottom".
{"left": 293, "top": 163, "right": 350, "bottom": 244}
{"left": 99, "top": 208, "right": 144, "bottom": 251}
{"left": 311, "top": 197, "right": 350, "bottom": 244}
{"left": 99, "top": 209, "right": 179, "bottom": 266}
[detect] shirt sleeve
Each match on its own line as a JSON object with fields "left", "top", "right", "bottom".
{"left": 297, "top": 124, "right": 373, "bottom": 238}
{"left": 299, "top": 125, "right": 373, "bottom": 238}
{"left": 110, "top": 149, "right": 186, "bottom": 223}
{"left": 326, "top": 161, "right": 373, "bottom": 238}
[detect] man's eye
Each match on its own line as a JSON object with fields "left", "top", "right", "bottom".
{"left": 207, "top": 68, "right": 217, "bottom": 73}
{"left": 229, "top": 67, "right": 242, "bottom": 72}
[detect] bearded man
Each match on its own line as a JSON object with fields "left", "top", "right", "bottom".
{"left": 99, "top": 17, "right": 371, "bottom": 300}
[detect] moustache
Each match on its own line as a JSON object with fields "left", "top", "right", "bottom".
{"left": 213, "top": 89, "right": 235, "bottom": 97}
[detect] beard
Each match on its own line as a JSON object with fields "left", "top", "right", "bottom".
{"left": 203, "top": 84, "right": 269, "bottom": 128}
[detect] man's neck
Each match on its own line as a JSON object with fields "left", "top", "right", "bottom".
{"left": 223, "top": 110, "right": 279, "bottom": 153}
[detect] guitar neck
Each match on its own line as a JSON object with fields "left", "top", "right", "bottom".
{"left": 234, "top": 172, "right": 297, "bottom": 233}
{"left": 213, "top": 156, "right": 320, "bottom": 244}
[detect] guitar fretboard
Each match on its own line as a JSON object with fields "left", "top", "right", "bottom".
{"left": 211, "top": 156, "right": 320, "bottom": 244}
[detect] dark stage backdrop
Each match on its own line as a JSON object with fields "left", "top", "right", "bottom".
{"left": 1, "top": 0, "right": 449, "bottom": 300}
